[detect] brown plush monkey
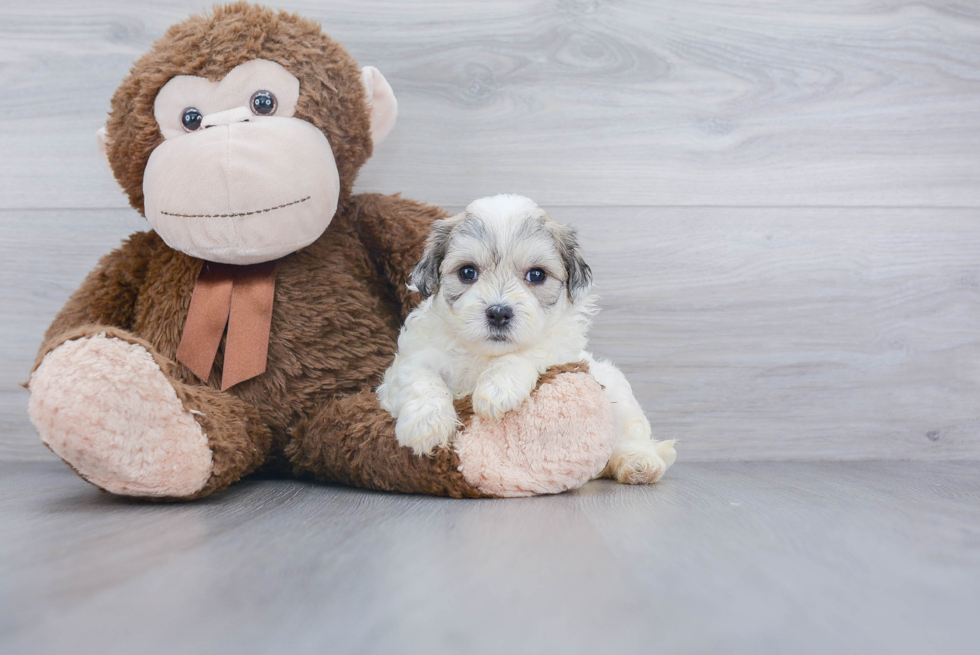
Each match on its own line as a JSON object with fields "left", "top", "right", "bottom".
{"left": 27, "top": 3, "right": 615, "bottom": 500}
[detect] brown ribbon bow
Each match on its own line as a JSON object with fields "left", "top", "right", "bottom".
{"left": 177, "top": 261, "right": 277, "bottom": 391}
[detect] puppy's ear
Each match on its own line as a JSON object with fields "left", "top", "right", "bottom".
{"left": 551, "top": 222, "right": 593, "bottom": 302}
{"left": 412, "top": 216, "right": 458, "bottom": 298}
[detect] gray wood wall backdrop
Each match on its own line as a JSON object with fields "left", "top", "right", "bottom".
{"left": 2, "top": 0, "right": 979, "bottom": 462}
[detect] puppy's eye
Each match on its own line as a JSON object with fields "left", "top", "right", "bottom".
{"left": 525, "top": 268, "right": 546, "bottom": 285}
{"left": 250, "top": 90, "right": 278, "bottom": 116}
{"left": 181, "top": 107, "right": 203, "bottom": 132}
{"left": 458, "top": 266, "right": 479, "bottom": 283}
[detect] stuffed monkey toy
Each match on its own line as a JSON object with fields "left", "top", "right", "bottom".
{"left": 27, "top": 2, "right": 617, "bottom": 500}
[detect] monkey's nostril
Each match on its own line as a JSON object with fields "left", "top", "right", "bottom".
{"left": 486, "top": 305, "right": 514, "bottom": 328}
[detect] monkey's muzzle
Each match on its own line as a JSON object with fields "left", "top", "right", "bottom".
{"left": 143, "top": 116, "right": 340, "bottom": 265}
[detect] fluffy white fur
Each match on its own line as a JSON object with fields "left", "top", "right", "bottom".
{"left": 377, "top": 194, "right": 675, "bottom": 484}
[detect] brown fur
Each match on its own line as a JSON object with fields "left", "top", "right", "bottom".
{"left": 33, "top": 4, "right": 601, "bottom": 500}
{"left": 104, "top": 2, "right": 373, "bottom": 216}
{"left": 287, "top": 389, "right": 488, "bottom": 498}
{"left": 36, "top": 191, "right": 451, "bottom": 499}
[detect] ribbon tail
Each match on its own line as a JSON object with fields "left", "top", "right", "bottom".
{"left": 177, "top": 263, "right": 234, "bottom": 382}
{"left": 221, "top": 261, "right": 277, "bottom": 391}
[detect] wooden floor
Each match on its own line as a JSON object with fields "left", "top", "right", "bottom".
{"left": 2, "top": 460, "right": 978, "bottom": 655}
{"left": 2, "top": 2, "right": 980, "bottom": 653}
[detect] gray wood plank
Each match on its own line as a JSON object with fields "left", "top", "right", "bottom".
{"left": 1, "top": 460, "right": 977, "bottom": 654}
{"left": 3, "top": 207, "right": 978, "bottom": 462}
{"left": 564, "top": 206, "right": 980, "bottom": 461}
{"left": 2, "top": 0, "right": 979, "bottom": 209}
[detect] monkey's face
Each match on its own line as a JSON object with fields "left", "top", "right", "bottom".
{"left": 142, "top": 59, "right": 337, "bottom": 265}
{"left": 101, "top": 5, "right": 398, "bottom": 263}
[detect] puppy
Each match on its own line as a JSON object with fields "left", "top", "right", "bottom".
{"left": 377, "top": 194, "right": 676, "bottom": 484}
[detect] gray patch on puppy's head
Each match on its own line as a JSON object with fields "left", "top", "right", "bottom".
{"left": 456, "top": 214, "right": 498, "bottom": 265}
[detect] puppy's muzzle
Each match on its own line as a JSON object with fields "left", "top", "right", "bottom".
{"left": 486, "top": 304, "right": 514, "bottom": 329}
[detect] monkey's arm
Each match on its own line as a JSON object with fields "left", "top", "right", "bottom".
{"left": 34, "top": 230, "right": 160, "bottom": 366}
{"left": 351, "top": 193, "right": 449, "bottom": 321}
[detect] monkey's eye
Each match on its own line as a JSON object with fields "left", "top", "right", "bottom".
{"left": 458, "top": 266, "right": 479, "bottom": 283}
{"left": 250, "top": 90, "right": 278, "bottom": 116}
{"left": 525, "top": 268, "right": 546, "bottom": 284}
{"left": 181, "top": 107, "right": 203, "bottom": 132}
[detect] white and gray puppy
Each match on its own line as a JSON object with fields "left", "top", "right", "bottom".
{"left": 377, "top": 194, "right": 676, "bottom": 484}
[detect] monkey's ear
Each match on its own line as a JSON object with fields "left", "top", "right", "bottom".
{"left": 360, "top": 66, "right": 398, "bottom": 146}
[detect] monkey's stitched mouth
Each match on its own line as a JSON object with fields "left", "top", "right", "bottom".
{"left": 160, "top": 196, "right": 311, "bottom": 218}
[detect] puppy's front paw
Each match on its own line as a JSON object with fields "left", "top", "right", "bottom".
{"left": 395, "top": 399, "right": 460, "bottom": 457}
{"left": 472, "top": 376, "right": 530, "bottom": 421}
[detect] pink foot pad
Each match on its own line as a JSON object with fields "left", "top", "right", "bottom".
{"left": 29, "top": 334, "right": 213, "bottom": 498}
{"left": 455, "top": 370, "right": 615, "bottom": 497}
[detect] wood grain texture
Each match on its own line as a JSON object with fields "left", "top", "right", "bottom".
{"left": 3, "top": 5, "right": 978, "bottom": 650}
{"left": 3, "top": 207, "right": 978, "bottom": 462}
{"left": 1, "top": 0, "right": 979, "bottom": 208}
{"left": 564, "top": 206, "right": 980, "bottom": 461}
{"left": 1, "top": 460, "right": 978, "bottom": 654}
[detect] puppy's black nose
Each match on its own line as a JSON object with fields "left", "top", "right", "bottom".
{"left": 486, "top": 304, "right": 514, "bottom": 328}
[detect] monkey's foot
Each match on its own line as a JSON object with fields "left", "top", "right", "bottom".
{"left": 455, "top": 364, "right": 615, "bottom": 497}
{"left": 29, "top": 334, "right": 213, "bottom": 498}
